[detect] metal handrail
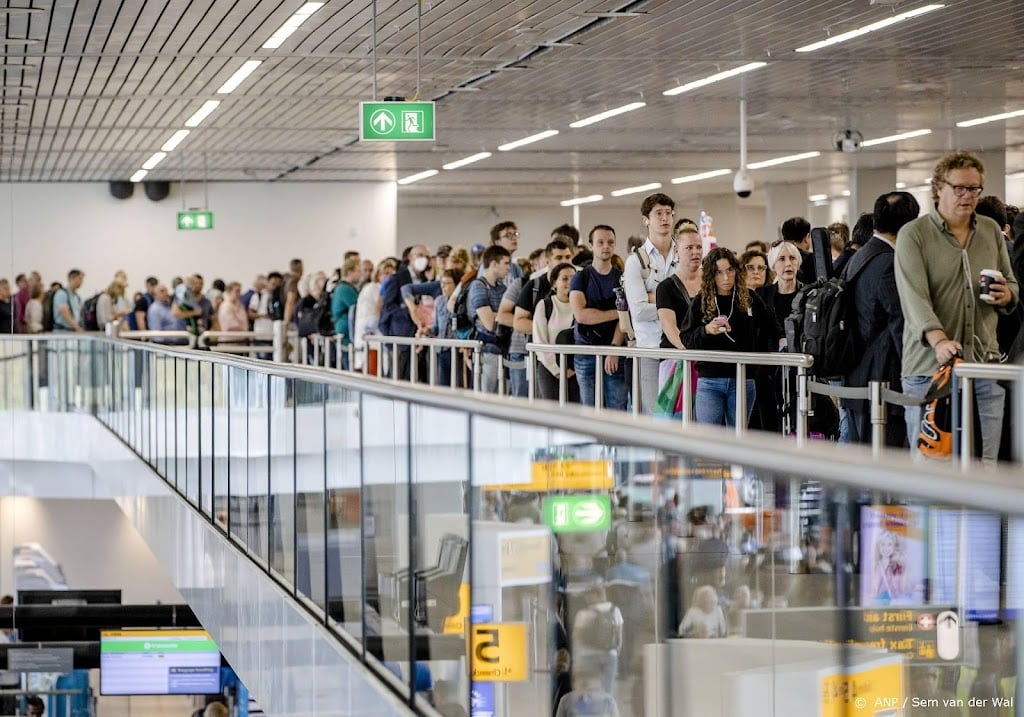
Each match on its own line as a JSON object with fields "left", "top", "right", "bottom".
{"left": 363, "top": 334, "right": 484, "bottom": 390}
{"left": 119, "top": 330, "right": 196, "bottom": 348}
{"left": 525, "top": 342, "right": 813, "bottom": 440}
{"left": 196, "top": 330, "right": 275, "bottom": 353}
{"left": 2, "top": 333, "right": 1016, "bottom": 514}
{"left": 952, "top": 361, "right": 1024, "bottom": 469}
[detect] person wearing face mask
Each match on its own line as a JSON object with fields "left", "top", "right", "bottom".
{"left": 380, "top": 244, "right": 432, "bottom": 381}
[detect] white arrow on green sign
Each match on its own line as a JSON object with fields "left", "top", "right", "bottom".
{"left": 177, "top": 210, "right": 214, "bottom": 230}
{"left": 360, "top": 101, "right": 435, "bottom": 141}
{"left": 542, "top": 495, "right": 611, "bottom": 533}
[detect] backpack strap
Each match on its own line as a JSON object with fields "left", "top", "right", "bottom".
{"left": 632, "top": 245, "right": 651, "bottom": 281}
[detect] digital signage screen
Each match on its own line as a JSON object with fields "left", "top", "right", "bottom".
{"left": 100, "top": 629, "right": 220, "bottom": 696}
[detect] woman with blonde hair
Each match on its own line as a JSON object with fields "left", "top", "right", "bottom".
{"left": 353, "top": 258, "right": 398, "bottom": 370}
{"left": 96, "top": 279, "right": 128, "bottom": 328}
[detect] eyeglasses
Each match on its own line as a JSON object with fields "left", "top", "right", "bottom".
{"left": 941, "top": 181, "right": 983, "bottom": 198}
{"left": 499, "top": 231, "right": 520, "bottom": 239}
{"left": 744, "top": 264, "right": 766, "bottom": 272}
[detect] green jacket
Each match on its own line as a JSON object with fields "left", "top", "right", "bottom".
{"left": 895, "top": 206, "right": 1018, "bottom": 377}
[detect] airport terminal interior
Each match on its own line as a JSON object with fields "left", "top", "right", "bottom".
{"left": 2, "top": 1, "right": 1024, "bottom": 717}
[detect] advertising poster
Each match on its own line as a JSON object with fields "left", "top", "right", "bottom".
{"left": 860, "top": 506, "right": 926, "bottom": 606}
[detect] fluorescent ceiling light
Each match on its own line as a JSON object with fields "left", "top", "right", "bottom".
{"left": 860, "top": 128, "right": 931, "bottom": 146}
{"left": 129, "top": 169, "right": 148, "bottom": 183}
{"left": 663, "top": 62, "right": 767, "bottom": 97}
{"left": 610, "top": 182, "right": 662, "bottom": 197}
{"left": 217, "top": 60, "right": 263, "bottom": 94}
{"left": 795, "top": 4, "right": 944, "bottom": 53}
{"left": 747, "top": 151, "right": 821, "bottom": 169}
{"left": 956, "top": 109, "right": 1024, "bottom": 128}
{"left": 161, "top": 129, "right": 191, "bottom": 152}
{"left": 442, "top": 152, "right": 492, "bottom": 170}
{"left": 498, "top": 129, "right": 559, "bottom": 151}
{"left": 263, "top": 2, "right": 325, "bottom": 49}
{"left": 895, "top": 182, "right": 907, "bottom": 189}
{"left": 560, "top": 195, "right": 603, "bottom": 207}
{"left": 841, "top": 190, "right": 851, "bottom": 197}
{"left": 808, "top": 193, "right": 829, "bottom": 202}
{"left": 141, "top": 151, "right": 167, "bottom": 170}
{"left": 569, "top": 102, "right": 646, "bottom": 128}
{"left": 671, "top": 168, "right": 732, "bottom": 184}
{"left": 397, "top": 169, "right": 439, "bottom": 185}
{"left": 184, "top": 100, "right": 221, "bottom": 128}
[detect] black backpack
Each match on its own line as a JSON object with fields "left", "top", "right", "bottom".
{"left": 81, "top": 292, "right": 102, "bottom": 331}
{"left": 452, "top": 279, "right": 479, "bottom": 340}
{"left": 297, "top": 288, "right": 336, "bottom": 338}
{"left": 784, "top": 276, "right": 858, "bottom": 378}
{"left": 42, "top": 287, "right": 63, "bottom": 332}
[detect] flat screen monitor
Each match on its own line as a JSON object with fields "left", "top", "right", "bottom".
{"left": 859, "top": 505, "right": 927, "bottom": 607}
{"left": 929, "top": 509, "right": 1001, "bottom": 621}
{"left": 18, "top": 589, "right": 122, "bottom": 606}
{"left": 100, "top": 629, "right": 221, "bottom": 696}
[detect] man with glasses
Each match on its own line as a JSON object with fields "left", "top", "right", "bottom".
{"left": 624, "top": 193, "right": 679, "bottom": 413}
{"left": 486, "top": 221, "right": 523, "bottom": 282}
{"left": 895, "top": 150, "right": 1018, "bottom": 464}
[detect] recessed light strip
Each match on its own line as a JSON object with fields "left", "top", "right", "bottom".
{"left": 569, "top": 102, "right": 646, "bottom": 128}
{"left": 217, "top": 60, "right": 263, "bottom": 95}
{"left": 747, "top": 151, "right": 820, "bottom": 169}
{"left": 860, "top": 128, "right": 931, "bottom": 146}
{"left": 795, "top": 4, "right": 945, "bottom": 53}
{"left": 670, "top": 168, "right": 732, "bottom": 184}
{"left": 560, "top": 195, "right": 603, "bottom": 207}
{"left": 263, "top": 2, "right": 325, "bottom": 49}
{"left": 184, "top": 100, "right": 221, "bottom": 128}
{"left": 397, "top": 169, "right": 439, "bottom": 185}
{"left": 161, "top": 129, "right": 191, "bottom": 152}
{"left": 663, "top": 62, "right": 767, "bottom": 97}
{"left": 610, "top": 182, "right": 662, "bottom": 197}
{"left": 808, "top": 194, "right": 829, "bottom": 202}
{"left": 957, "top": 109, "right": 1024, "bottom": 128}
{"left": 442, "top": 152, "right": 492, "bottom": 170}
{"left": 129, "top": 169, "right": 148, "bottom": 183}
{"left": 141, "top": 151, "right": 167, "bottom": 170}
{"left": 498, "top": 129, "right": 559, "bottom": 151}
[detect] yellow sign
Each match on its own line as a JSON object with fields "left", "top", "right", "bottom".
{"left": 442, "top": 583, "right": 470, "bottom": 634}
{"left": 820, "top": 662, "right": 904, "bottom": 717}
{"left": 484, "top": 459, "right": 613, "bottom": 492}
{"left": 469, "top": 623, "right": 528, "bottom": 682}
{"left": 500, "top": 533, "right": 551, "bottom": 585}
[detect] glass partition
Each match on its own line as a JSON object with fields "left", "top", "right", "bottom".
{"left": 5, "top": 335, "right": 1024, "bottom": 717}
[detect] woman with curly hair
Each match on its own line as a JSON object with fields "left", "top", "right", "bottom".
{"left": 680, "top": 247, "right": 779, "bottom": 427}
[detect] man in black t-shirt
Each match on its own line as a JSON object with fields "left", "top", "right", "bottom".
{"left": 570, "top": 225, "right": 627, "bottom": 410}
{"left": 512, "top": 238, "right": 575, "bottom": 336}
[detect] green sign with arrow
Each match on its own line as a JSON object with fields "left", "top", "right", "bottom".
{"left": 177, "top": 210, "right": 213, "bottom": 230}
{"left": 542, "top": 495, "right": 611, "bottom": 533}
{"left": 360, "top": 101, "right": 435, "bottom": 141}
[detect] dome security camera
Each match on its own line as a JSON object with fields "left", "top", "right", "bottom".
{"left": 734, "top": 169, "right": 754, "bottom": 198}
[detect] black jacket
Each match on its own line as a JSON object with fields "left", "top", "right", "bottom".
{"left": 842, "top": 236, "right": 902, "bottom": 393}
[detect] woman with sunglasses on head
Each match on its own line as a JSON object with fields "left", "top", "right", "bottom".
{"left": 679, "top": 247, "right": 778, "bottom": 427}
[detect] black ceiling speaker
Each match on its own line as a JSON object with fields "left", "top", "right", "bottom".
{"left": 144, "top": 180, "right": 170, "bottom": 201}
{"left": 109, "top": 180, "right": 134, "bottom": 200}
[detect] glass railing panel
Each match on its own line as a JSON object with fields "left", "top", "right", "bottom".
{"left": 294, "top": 379, "right": 327, "bottom": 617}
{"left": 360, "top": 392, "right": 413, "bottom": 696}
{"left": 325, "top": 383, "right": 364, "bottom": 645}
{"left": 409, "top": 403, "right": 470, "bottom": 715}
{"left": 211, "top": 363, "right": 229, "bottom": 527}
{"left": 173, "top": 356, "right": 187, "bottom": 492}
{"left": 156, "top": 353, "right": 172, "bottom": 479}
{"left": 245, "top": 369, "right": 270, "bottom": 565}
{"left": 225, "top": 365, "right": 249, "bottom": 542}
{"left": 268, "top": 375, "right": 296, "bottom": 585}
{"left": 184, "top": 359, "right": 201, "bottom": 505}
{"left": 198, "top": 361, "right": 214, "bottom": 517}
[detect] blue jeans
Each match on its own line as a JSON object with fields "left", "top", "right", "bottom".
{"left": 575, "top": 354, "right": 628, "bottom": 410}
{"left": 507, "top": 352, "right": 528, "bottom": 398}
{"left": 695, "top": 377, "right": 756, "bottom": 427}
{"left": 904, "top": 375, "right": 1005, "bottom": 464}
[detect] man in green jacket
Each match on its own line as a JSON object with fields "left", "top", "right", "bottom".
{"left": 895, "top": 151, "right": 1019, "bottom": 464}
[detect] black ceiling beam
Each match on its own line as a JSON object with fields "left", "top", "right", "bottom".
{"left": 0, "top": 604, "right": 200, "bottom": 629}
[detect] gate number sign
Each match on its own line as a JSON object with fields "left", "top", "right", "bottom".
{"left": 469, "top": 623, "right": 527, "bottom": 682}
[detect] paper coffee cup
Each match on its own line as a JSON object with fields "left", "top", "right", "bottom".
{"left": 979, "top": 269, "right": 1004, "bottom": 301}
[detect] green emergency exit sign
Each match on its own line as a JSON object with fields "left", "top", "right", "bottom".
{"left": 542, "top": 495, "right": 611, "bottom": 533}
{"left": 177, "top": 210, "right": 214, "bottom": 230}
{"left": 360, "top": 101, "right": 435, "bottom": 141}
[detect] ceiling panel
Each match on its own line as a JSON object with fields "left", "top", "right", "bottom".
{"left": 3, "top": 0, "right": 1024, "bottom": 205}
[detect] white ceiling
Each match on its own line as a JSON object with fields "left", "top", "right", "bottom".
{"left": 2, "top": 0, "right": 1024, "bottom": 206}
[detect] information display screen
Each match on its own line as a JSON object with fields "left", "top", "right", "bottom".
{"left": 100, "top": 630, "right": 220, "bottom": 695}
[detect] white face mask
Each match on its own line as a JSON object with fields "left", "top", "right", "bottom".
{"left": 412, "top": 256, "right": 428, "bottom": 273}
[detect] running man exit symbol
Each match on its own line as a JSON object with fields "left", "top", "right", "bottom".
{"left": 360, "top": 101, "right": 435, "bottom": 141}
{"left": 403, "top": 111, "right": 422, "bottom": 133}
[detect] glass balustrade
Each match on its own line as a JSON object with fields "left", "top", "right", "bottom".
{"left": 1, "top": 335, "right": 1023, "bottom": 717}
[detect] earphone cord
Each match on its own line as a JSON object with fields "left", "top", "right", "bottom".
{"left": 714, "top": 289, "right": 737, "bottom": 342}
